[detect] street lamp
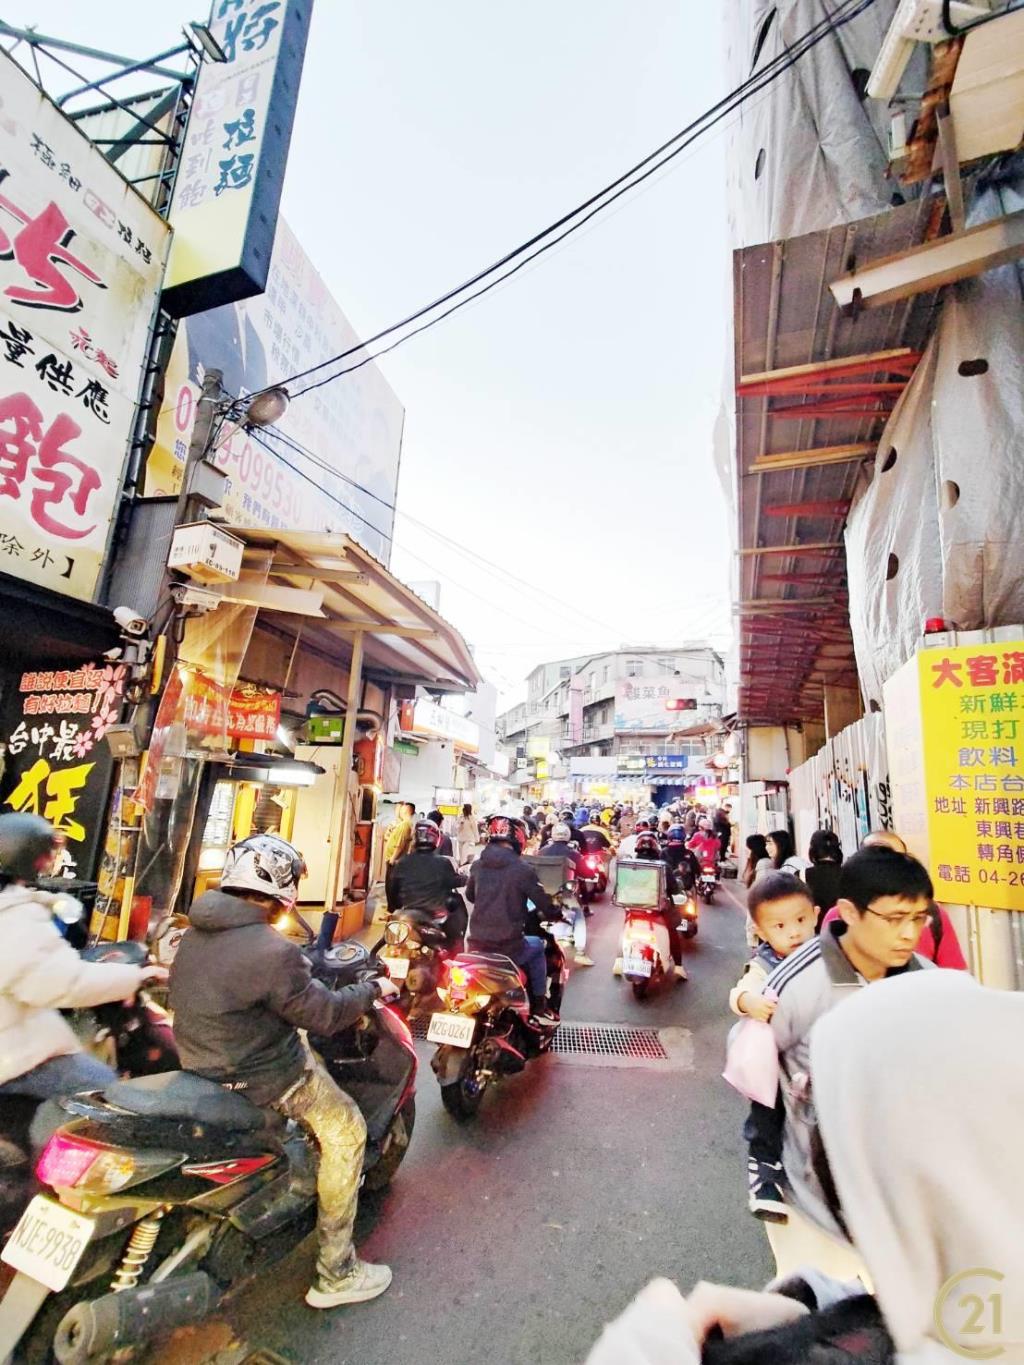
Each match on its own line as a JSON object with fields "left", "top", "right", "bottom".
{"left": 240, "top": 386, "right": 289, "bottom": 429}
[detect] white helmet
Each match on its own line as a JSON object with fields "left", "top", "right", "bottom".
{"left": 220, "top": 834, "right": 306, "bottom": 906}
{"left": 552, "top": 822, "right": 571, "bottom": 842}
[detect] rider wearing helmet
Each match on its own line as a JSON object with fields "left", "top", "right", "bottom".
{"left": 465, "top": 816, "right": 558, "bottom": 1023}
{"left": 0, "top": 814, "right": 166, "bottom": 1119}
{"left": 538, "top": 822, "right": 593, "bottom": 966}
{"left": 633, "top": 830, "right": 686, "bottom": 972}
{"left": 170, "top": 833, "right": 399, "bottom": 1311}
{"left": 386, "top": 820, "right": 467, "bottom": 948}
{"left": 425, "top": 810, "right": 455, "bottom": 857}
{"left": 687, "top": 817, "right": 721, "bottom": 870}
{"left": 663, "top": 823, "right": 700, "bottom": 891}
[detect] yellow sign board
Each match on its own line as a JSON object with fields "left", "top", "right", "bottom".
{"left": 885, "top": 642, "right": 1024, "bottom": 911}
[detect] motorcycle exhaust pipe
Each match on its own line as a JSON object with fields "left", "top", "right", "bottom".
{"left": 53, "top": 1272, "right": 220, "bottom": 1365}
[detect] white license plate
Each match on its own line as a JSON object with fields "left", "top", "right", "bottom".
{"left": 2, "top": 1195, "right": 95, "bottom": 1292}
{"left": 624, "top": 955, "right": 653, "bottom": 978}
{"left": 426, "top": 1012, "right": 476, "bottom": 1047}
{"left": 381, "top": 953, "right": 410, "bottom": 980}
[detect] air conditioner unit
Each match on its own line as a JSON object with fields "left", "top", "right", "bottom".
{"left": 867, "top": 0, "right": 991, "bottom": 101}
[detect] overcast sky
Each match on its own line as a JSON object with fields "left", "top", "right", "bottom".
{"left": 7, "top": 2, "right": 733, "bottom": 706}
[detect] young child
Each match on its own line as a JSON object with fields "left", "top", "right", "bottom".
{"left": 729, "top": 872, "right": 817, "bottom": 1221}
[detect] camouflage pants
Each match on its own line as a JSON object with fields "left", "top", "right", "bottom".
{"left": 272, "top": 1056, "right": 367, "bottom": 1283}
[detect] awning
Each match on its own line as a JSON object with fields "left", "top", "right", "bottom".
{"left": 733, "top": 198, "right": 942, "bottom": 726}
{"left": 218, "top": 528, "right": 480, "bottom": 693}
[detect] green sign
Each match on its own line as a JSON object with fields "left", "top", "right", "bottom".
{"left": 393, "top": 739, "right": 418, "bottom": 756}
{"left": 307, "top": 714, "right": 344, "bottom": 742}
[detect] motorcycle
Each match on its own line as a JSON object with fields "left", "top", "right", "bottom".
{"left": 0, "top": 940, "right": 177, "bottom": 1246}
{"left": 523, "top": 855, "right": 587, "bottom": 961}
{"left": 428, "top": 938, "right": 564, "bottom": 1121}
{"left": 0, "top": 940, "right": 417, "bottom": 1365}
{"left": 577, "top": 847, "right": 610, "bottom": 900}
{"left": 374, "top": 905, "right": 454, "bottom": 1018}
{"left": 697, "top": 861, "right": 720, "bottom": 903}
{"left": 612, "top": 859, "right": 688, "bottom": 1000}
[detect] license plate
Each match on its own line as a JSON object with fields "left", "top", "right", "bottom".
{"left": 381, "top": 953, "right": 410, "bottom": 980}
{"left": 426, "top": 1012, "right": 476, "bottom": 1047}
{"left": 624, "top": 955, "right": 653, "bottom": 978}
{"left": 2, "top": 1195, "right": 95, "bottom": 1292}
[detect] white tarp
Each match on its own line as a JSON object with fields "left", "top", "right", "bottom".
{"left": 846, "top": 187, "right": 1024, "bottom": 705}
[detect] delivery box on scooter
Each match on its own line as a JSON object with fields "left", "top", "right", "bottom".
{"left": 523, "top": 854, "right": 573, "bottom": 896}
{"left": 612, "top": 859, "right": 666, "bottom": 910}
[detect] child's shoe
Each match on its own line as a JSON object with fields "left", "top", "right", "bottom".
{"left": 748, "top": 1157, "right": 789, "bottom": 1223}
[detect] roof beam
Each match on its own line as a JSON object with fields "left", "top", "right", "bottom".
{"left": 738, "top": 542, "right": 842, "bottom": 557}
{"left": 738, "top": 348, "right": 920, "bottom": 389}
{"left": 830, "top": 210, "right": 1024, "bottom": 310}
{"left": 763, "top": 500, "right": 850, "bottom": 519}
{"left": 749, "top": 442, "right": 874, "bottom": 474}
{"left": 325, "top": 622, "right": 437, "bottom": 638}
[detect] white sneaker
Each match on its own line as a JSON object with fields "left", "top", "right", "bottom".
{"left": 574, "top": 953, "right": 594, "bottom": 967}
{"left": 305, "top": 1260, "right": 393, "bottom": 1309}
{"left": 674, "top": 963, "right": 688, "bottom": 980}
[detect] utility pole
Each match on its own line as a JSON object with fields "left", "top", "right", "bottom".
{"left": 173, "top": 367, "right": 225, "bottom": 527}
{"left": 317, "top": 629, "right": 365, "bottom": 951}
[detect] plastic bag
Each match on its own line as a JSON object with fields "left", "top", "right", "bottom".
{"left": 723, "top": 993, "right": 779, "bottom": 1107}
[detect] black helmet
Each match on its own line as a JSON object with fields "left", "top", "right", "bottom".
{"left": 413, "top": 820, "right": 442, "bottom": 851}
{"left": 0, "top": 813, "right": 59, "bottom": 884}
{"left": 485, "top": 814, "right": 528, "bottom": 853}
{"left": 634, "top": 832, "right": 662, "bottom": 860}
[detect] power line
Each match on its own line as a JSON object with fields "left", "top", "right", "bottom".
{"left": 249, "top": 0, "right": 875, "bottom": 402}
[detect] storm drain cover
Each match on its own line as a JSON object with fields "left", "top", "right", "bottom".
{"left": 410, "top": 1016, "right": 430, "bottom": 1040}
{"left": 552, "top": 1022, "right": 667, "bottom": 1060}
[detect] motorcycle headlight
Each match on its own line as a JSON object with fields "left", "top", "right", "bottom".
{"left": 385, "top": 920, "right": 410, "bottom": 946}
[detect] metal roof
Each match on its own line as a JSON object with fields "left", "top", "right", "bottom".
{"left": 733, "top": 198, "right": 943, "bottom": 725}
{"left": 227, "top": 528, "right": 480, "bottom": 693}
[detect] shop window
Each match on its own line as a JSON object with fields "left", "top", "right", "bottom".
{"left": 880, "top": 446, "right": 897, "bottom": 472}
{"left": 886, "top": 553, "right": 899, "bottom": 581}
{"left": 957, "top": 358, "right": 989, "bottom": 377}
{"left": 754, "top": 147, "right": 766, "bottom": 180}
{"left": 941, "top": 479, "right": 960, "bottom": 511}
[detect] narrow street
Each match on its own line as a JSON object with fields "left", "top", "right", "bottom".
{"left": 160, "top": 880, "right": 771, "bottom": 1365}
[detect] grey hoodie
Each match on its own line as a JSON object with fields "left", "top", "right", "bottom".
{"left": 169, "top": 890, "right": 379, "bottom": 1106}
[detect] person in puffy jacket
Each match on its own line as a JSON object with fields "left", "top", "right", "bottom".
{"left": 170, "top": 834, "right": 399, "bottom": 1312}
{"left": 465, "top": 815, "right": 557, "bottom": 1022}
{"left": 686, "top": 818, "right": 721, "bottom": 870}
{"left": 0, "top": 813, "right": 165, "bottom": 1109}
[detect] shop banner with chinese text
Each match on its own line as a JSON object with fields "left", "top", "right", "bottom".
{"left": 614, "top": 673, "right": 693, "bottom": 732}
{"left": 885, "top": 642, "right": 1024, "bottom": 911}
{"left": 1, "top": 661, "right": 127, "bottom": 874}
{"left": 0, "top": 51, "right": 171, "bottom": 601}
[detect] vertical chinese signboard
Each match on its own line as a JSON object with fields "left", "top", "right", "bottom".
{"left": 1, "top": 661, "right": 127, "bottom": 874}
{"left": 884, "top": 642, "right": 1024, "bottom": 911}
{"left": 0, "top": 52, "right": 170, "bottom": 603}
{"left": 161, "top": 0, "right": 313, "bottom": 317}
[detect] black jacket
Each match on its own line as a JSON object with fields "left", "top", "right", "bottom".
{"left": 386, "top": 849, "right": 465, "bottom": 912}
{"left": 465, "top": 842, "right": 552, "bottom": 955}
{"left": 169, "top": 890, "right": 378, "bottom": 1105}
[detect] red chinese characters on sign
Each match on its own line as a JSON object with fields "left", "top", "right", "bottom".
{"left": 0, "top": 175, "right": 106, "bottom": 314}
{"left": 228, "top": 689, "right": 281, "bottom": 740}
{"left": 0, "top": 392, "right": 100, "bottom": 538}
{"left": 931, "top": 651, "right": 1024, "bottom": 690}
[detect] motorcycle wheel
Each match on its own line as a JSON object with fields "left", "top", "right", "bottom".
{"left": 682, "top": 921, "right": 699, "bottom": 938}
{"left": 439, "top": 1057, "right": 486, "bottom": 1121}
{"left": 631, "top": 980, "right": 650, "bottom": 1001}
{"left": 363, "top": 1096, "right": 416, "bottom": 1192}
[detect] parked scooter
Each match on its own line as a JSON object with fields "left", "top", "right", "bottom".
{"left": 0, "top": 941, "right": 417, "bottom": 1365}
{"left": 612, "top": 857, "right": 688, "bottom": 1000}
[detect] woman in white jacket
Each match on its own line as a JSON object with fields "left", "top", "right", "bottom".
{"left": 587, "top": 970, "right": 1023, "bottom": 1363}
{"left": 0, "top": 814, "right": 165, "bottom": 1105}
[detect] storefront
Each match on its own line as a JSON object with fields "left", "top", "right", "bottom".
{"left": 115, "top": 530, "right": 478, "bottom": 947}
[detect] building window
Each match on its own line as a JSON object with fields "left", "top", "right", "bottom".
{"left": 602, "top": 665, "right": 610, "bottom": 683}
{"left": 657, "top": 657, "right": 673, "bottom": 674}
{"left": 626, "top": 659, "right": 642, "bottom": 678}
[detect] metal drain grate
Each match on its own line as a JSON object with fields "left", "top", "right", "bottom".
{"left": 552, "top": 1023, "right": 667, "bottom": 1060}
{"left": 409, "top": 1015, "right": 430, "bottom": 1040}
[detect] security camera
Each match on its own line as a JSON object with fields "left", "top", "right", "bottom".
{"left": 113, "top": 605, "right": 149, "bottom": 637}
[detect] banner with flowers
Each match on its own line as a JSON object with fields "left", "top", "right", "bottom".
{"left": 0, "top": 660, "right": 125, "bottom": 875}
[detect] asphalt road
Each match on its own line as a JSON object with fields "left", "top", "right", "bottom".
{"left": 160, "top": 878, "right": 772, "bottom": 1365}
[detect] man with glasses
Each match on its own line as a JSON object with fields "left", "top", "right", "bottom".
{"left": 761, "top": 845, "right": 935, "bottom": 1249}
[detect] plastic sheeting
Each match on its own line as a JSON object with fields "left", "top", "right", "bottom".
{"left": 846, "top": 186, "right": 1024, "bottom": 706}
{"left": 724, "top": 0, "right": 920, "bottom": 247}
{"left": 787, "top": 710, "right": 891, "bottom": 861}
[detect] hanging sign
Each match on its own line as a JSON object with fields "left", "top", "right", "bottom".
{"left": 1, "top": 660, "right": 127, "bottom": 873}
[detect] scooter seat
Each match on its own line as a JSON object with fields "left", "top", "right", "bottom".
{"left": 105, "top": 1071, "right": 266, "bottom": 1131}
